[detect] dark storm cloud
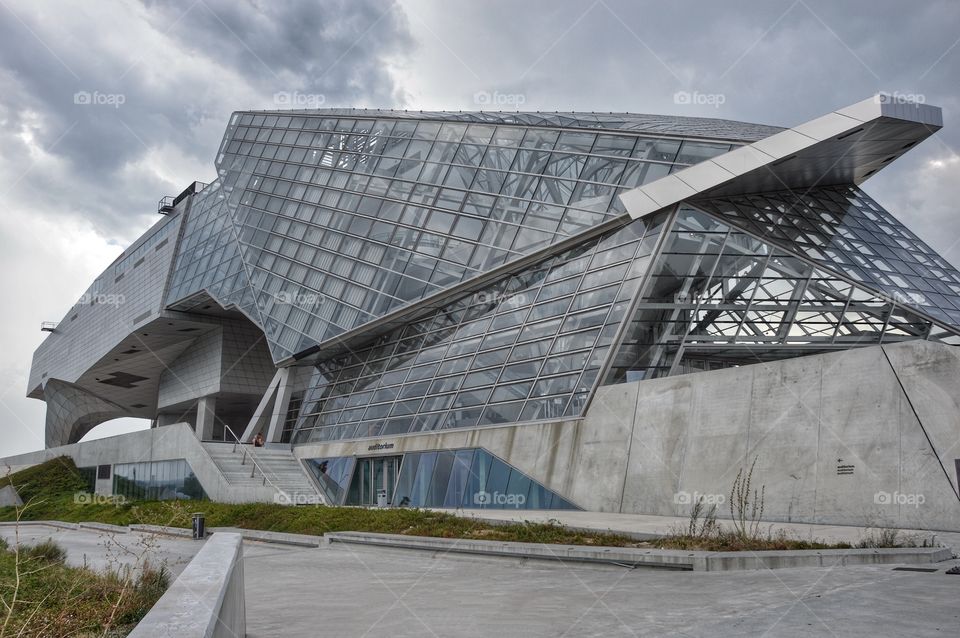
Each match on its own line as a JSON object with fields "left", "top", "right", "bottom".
{"left": 0, "top": 0, "right": 413, "bottom": 455}
{"left": 0, "top": 0, "right": 412, "bottom": 234}
{"left": 144, "top": 0, "right": 407, "bottom": 97}
{"left": 442, "top": 0, "right": 960, "bottom": 132}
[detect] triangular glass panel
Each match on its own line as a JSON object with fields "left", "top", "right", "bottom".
{"left": 605, "top": 203, "right": 953, "bottom": 383}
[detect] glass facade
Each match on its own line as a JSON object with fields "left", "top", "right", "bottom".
{"left": 394, "top": 448, "right": 576, "bottom": 510}
{"left": 693, "top": 185, "right": 960, "bottom": 329}
{"left": 166, "top": 182, "right": 261, "bottom": 321}
{"left": 293, "top": 212, "right": 667, "bottom": 443}
{"left": 112, "top": 459, "right": 207, "bottom": 501}
{"left": 606, "top": 203, "right": 959, "bottom": 382}
{"left": 78, "top": 466, "right": 97, "bottom": 493}
{"left": 156, "top": 109, "right": 960, "bottom": 447}
{"left": 304, "top": 456, "right": 355, "bottom": 504}
{"left": 167, "top": 110, "right": 740, "bottom": 361}
{"left": 250, "top": 109, "right": 783, "bottom": 142}
{"left": 306, "top": 448, "right": 577, "bottom": 509}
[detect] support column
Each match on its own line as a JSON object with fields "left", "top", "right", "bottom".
{"left": 266, "top": 367, "right": 294, "bottom": 443}
{"left": 241, "top": 370, "right": 281, "bottom": 442}
{"left": 196, "top": 395, "right": 217, "bottom": 441}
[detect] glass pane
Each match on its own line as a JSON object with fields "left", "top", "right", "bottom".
{"left": 408, "top": 451, "right": 437, "bottom": 507}
{"left": 426, "top": 451, "right": 456, "bottom": 507}
{"left": 462, "top": 449, "right": 493, "bottom": 507}
{"left": 442, "top": 449, "right": 475, "bottom": 508}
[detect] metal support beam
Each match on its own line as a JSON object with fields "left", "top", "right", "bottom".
{"left": 265, "top": 367, "right": 294, "bottom": 443}
{"left": 241, "top": 371, "right": 282, "bottom": 442}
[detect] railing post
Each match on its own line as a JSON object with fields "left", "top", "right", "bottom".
{"left": 218, "top": 422, "right": 288, "bottom": 496}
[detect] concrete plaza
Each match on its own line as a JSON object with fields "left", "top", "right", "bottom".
{"left": 241, "top": 540, "right": 960, "bottom": 637}
{"left": 2, "top": 523, "right": 958, "bottom": 636}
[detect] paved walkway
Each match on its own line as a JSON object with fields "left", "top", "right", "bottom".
{"left": 241, "top": 540, "right": 960, "bottom": 637}
{"left": 434, "top": 509, "right": 960, "bottom": 551}
{"left": 2, "top": 523, "right": 958, "bottom": 636}
{"left": 0, "top": 523, "right": 200, "bottom": 577}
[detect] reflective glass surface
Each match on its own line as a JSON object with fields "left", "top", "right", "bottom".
{"left": 293, "top": 214, "right": 667, "bottom": 443}
{"left": 112, "top": 459, "right": 206, "bottom": 501}
{"left": 304, "top": 457, "right": 355, "bottom": 505}
{"left": 161, "top": 110, "right": 960, "bottom": 442}
{"left": 227, "top": 109, "right": 780, "bottom": 143}
{"left": 168, "top": 110, "right": 735, "bottom": 361}
{"left": 78, "top": 466, "right": 97, "bottom": 493}
{"left": 606, "top": 205, "right": 958, "bottom": 382}
{"left": 165, "top": 181, "right": 261, "bottom": 321}
{"left": 694, "top": 185, "right": 960, "bottom": 329}
{"left": 391, "top": 448, "right": 577, "bottom": 509}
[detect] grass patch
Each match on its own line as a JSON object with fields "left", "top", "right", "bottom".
{"left": 640, "top": 530, "right": 849, "bottom": 552}
{"left": 0, "top": 536, "right": 169, "bottom": 637}
{"left": 1, "top": 459, "right": 640, "bottom": 547}
{"left": 0, "top": 457, "right": 918, "bottom": 553}
{"left": 2, "top": 456, "right": 86, "bottom": 504}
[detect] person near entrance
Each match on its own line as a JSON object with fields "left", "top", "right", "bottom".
{"left": 253, "top": 433, "right": 264, "bottom": 447}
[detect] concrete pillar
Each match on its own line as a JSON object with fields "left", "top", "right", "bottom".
{"left": 196, "top": 395, "right": 217, "bottom": 441}
{"left": 266, "top": 367, "right": 294, "bottom": 443}
{"left": 241, "top": 370, "right": 281, "bottom": 442}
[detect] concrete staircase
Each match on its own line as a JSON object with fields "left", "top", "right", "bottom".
{"left": 202, "top": 442, "right": 321, "bottom": 505}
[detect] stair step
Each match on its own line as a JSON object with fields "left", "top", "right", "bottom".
{"left": 202, "top": 441, "right": 319, "bottom": 503}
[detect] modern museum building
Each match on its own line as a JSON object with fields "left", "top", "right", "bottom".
{"left": 8, "top": 94, "right": 960, "bottom": 531}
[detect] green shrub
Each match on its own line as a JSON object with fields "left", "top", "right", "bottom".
{"left": 23, "top": 539, "right": 67, "bottom": 564}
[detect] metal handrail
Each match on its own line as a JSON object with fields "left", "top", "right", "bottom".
{"left": 158, "top": 181, "right": 208, "bottom": 215}
{"left": 219, "top": 427, "right": 281, "bottom": 493}
{"left": 157, "top": 195, "right": 175, "bottom": 214}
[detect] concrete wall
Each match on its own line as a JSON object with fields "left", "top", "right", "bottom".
{"left": 601, "top": 340, "right": 960, "bottom": 531}
{"left": 0, "top": 486, "right": 22, "bottom": 507}
{"left": 128, "top": 532, "right": 245, "bottom": 638}
{"left": 157, "top": 329, "right": 224, "bottom": 408}
{"left": 28, "top": 213, "right": 183, "bottom": 394}
{"left": 293, "top": 340, "right": 960, "bottom": 532}
{"left": 156, "top": 318, "right": 274, "bottom": 410}
{"left": 11, "top": 339, "right": 960, "bottom": 531}
{"left": 0, "top": 423, "right": 276, "bottom": 504}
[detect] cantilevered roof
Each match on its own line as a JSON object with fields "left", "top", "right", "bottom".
{"left": 621, "top": 95, "right": 943, "bottom": 218}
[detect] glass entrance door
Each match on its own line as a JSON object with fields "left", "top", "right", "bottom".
{"left": 345, "top": 456, "right": 401, "bottom": 506}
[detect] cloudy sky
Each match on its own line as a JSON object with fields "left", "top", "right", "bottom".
{"left": 1, "top": 0, "right": 958, "bottom": 456}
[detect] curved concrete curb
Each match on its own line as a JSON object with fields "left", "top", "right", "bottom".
{"left": 129, "top": 532, "right": 245, "bottom": 638}
{"left": 326, "top": 531, "right": 955, "bottom": 572}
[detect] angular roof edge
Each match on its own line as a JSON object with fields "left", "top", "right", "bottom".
{"left": 231, "top": 108, "right": 785, "bottom": 143}
{"left": 622, "top": 94, "right": 943, "bottom": 218}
